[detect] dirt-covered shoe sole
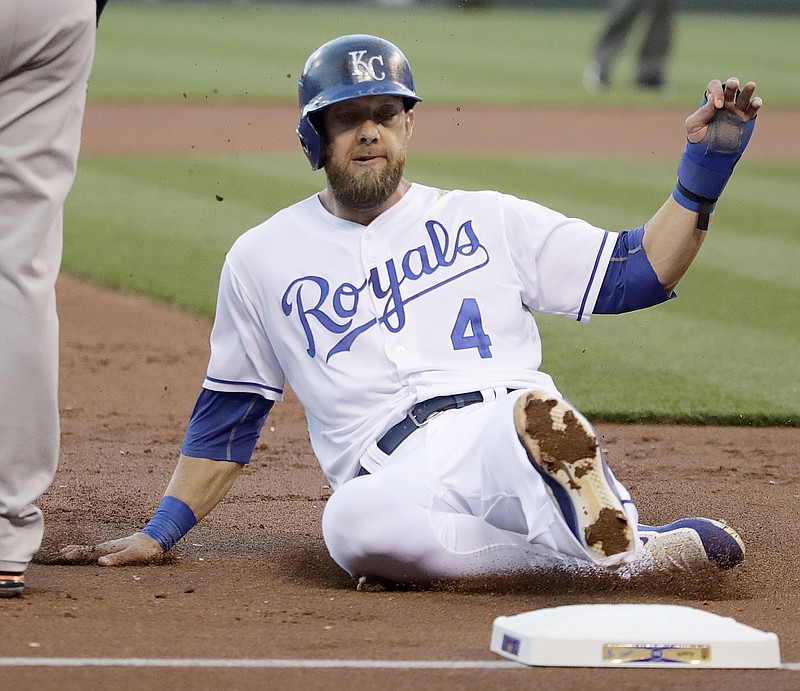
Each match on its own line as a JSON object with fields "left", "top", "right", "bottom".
{"left": 514, "top": 391, "right": 635, "bottom": 565}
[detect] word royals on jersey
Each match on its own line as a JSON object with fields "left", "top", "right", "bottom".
{"left": 281, "top": 217, "right": 489, "bottom": 360}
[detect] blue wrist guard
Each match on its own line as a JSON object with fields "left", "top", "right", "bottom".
{"left": 141, "top": 495, "right": 197, "bottom": 551}
{"left": 672, "top": 95, "right": 756, "bottom": 230}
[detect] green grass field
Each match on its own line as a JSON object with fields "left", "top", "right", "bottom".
{"left": 64, "top": 4, "right": 800, "bottom": 424}
{"left": 90, "top": 4, "right": 800, "bottom": 107}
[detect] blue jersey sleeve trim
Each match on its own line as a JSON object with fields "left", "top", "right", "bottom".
{"left": 204, "top": 375, "right": 283, "bottom": 396}
{"left": 594, "top": 226, "right": 674, "bottom": 315}
{"left": 577, "top": 230, "right": 610, "bottom": 322}
{"left": 181, "top": 389, "right": 274, "bottom": 464}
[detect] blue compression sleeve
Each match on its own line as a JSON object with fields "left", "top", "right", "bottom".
{"left": 594, "top": 227, "right": 673, "bottom": 315}
{"left": 141, "top": 496, "right": 197, "bottom": 551}
{"left": 181, "top": 389, "right": 274, "bottom": 463}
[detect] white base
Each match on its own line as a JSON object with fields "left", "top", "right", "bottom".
{"left": 491, "top": 604, "right": 781, "bottom": 668}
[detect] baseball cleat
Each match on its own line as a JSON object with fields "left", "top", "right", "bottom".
{"left": 514, "top": 391, "right": 635, "bottom": 566}
{"left": 0, "top": 571, "right": 25, "bottom": 597}
{"left": 583, "top": 61, "right": 610, "bottom": 93}
{"left": 638, "top": 518, "right": 746, "bottom": 571}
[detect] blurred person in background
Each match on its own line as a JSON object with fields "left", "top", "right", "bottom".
{"left": 585, "top": 0, "right": 678, "bottom": 91}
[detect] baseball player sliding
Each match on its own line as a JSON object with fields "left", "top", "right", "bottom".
{"left": 62, "top": 35, "right": 761, "bottom": 584}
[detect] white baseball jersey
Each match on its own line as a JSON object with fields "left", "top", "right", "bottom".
{"left": 204, "top": 183, "right": 616, "bottom": 488}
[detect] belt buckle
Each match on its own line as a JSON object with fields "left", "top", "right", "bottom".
{"left": 408, "top": 406, "right": 442, "bottom": 428}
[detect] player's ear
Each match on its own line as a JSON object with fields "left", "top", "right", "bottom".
{"left": 404, "top": 109, "right": 415, "bottom": 141}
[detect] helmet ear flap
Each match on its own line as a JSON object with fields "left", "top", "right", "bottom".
{"left": 297, "top": 114, "right": 325, "bottom": 171}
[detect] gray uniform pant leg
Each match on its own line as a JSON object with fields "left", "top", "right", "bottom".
{"left": 636, "top": 0, "right": 678, "bottom": 85}
{"left": 593, "top": 0, "right": 647, "bottom": 79}
{"left": 594, "top": 0, "right": 676, "bottom": 84}
{"left": 0, "top": 0, "right": 96, "bottom": 572}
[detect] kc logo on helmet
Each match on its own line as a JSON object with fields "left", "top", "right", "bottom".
{"left": 348, "top": 50, "right": 386, "bottom": 81}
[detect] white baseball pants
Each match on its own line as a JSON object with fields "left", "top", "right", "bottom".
{"left": 323, "top": 389, "right": 640, "bottom": 582}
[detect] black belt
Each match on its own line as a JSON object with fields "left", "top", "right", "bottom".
{"left": 376, "top": 391, "right": 485, "bottom": 455}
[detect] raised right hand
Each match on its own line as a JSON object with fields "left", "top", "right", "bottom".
{"left": 684, "top": 77, "right": 761, "bottom": 144}
{"left": 59, "top": 532, "right": 164, "bottom": 566}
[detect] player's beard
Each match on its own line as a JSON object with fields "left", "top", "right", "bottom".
{"left": 324, "top": 148, "right": 406, "bottom": 211}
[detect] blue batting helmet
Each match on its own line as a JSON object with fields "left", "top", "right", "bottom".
{"left": 296, "top": 34, "right": 421, "bottom": 171}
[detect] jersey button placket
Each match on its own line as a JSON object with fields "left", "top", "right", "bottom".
{"left": 362, "top": 231, "right": 379, "bottom": 266}
{"left": 361, "top": 229, "right": 404, "bottom": 372}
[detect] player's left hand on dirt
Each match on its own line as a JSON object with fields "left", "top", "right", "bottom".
{"left": 59, "top": 532, "right": 164, "bottom": 566}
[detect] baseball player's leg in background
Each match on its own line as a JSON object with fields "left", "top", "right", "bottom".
{"left": 636, "top": 0, "right": 677, "bottom": 88}
{"left": 589, "top": 0, "right": 645, "bottom": 87}
{"left": 323, "top": 390, "right": 639, "bottom": 583}
{"left": 587, "top": 0, "right": 676, "bottom": 90}
{"left": 0, "top": 0, "right": 96, "bottom": 590}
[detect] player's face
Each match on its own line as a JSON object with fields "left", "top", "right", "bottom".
{"left": 321, "top": 95, "right": 414, "bottom": 211}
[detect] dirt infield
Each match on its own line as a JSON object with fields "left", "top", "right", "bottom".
{"left": 80, "top": 102, "right": 800, "bottom": 158}
{"left": 3, "top": 103, "right": 800, "bottom": 689}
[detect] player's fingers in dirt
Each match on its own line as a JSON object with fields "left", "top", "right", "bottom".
{"left": 95, "top": 533, "right": 163, "bottom": 566}
{"left": 58, "top": 533, "right": 163, "bottom": 566}
{"left": 57, "top": 543, "right": 112, "bottom": 565}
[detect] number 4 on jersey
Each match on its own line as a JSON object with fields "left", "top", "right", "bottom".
{"left": 450, "top": 298, "right": 492, "bottom": 359}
